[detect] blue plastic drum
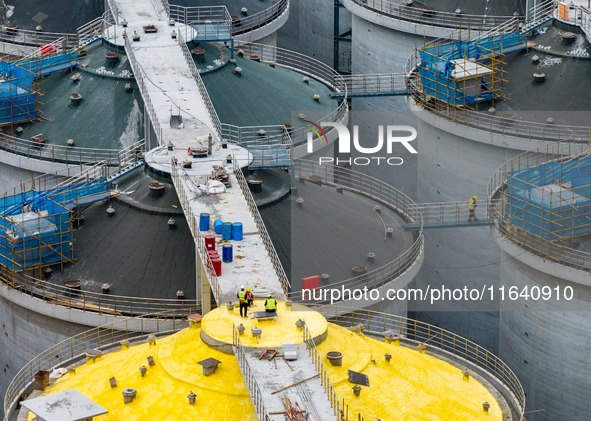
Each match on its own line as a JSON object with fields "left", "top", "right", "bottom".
{"left": 222, "top": 222, "right": 233, "bottom": 240}
{"left": 232, "top": 222, "right": 243, "bottom": 241}
{"left": 199, "top": 213, "right": 210, "bottom": 231}
{"left": 214, "top": 219, "right": 223, "bottom": 234}
{"left": 222, "top": 244, "right": 233, "bottom": 263}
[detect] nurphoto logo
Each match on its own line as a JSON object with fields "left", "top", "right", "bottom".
{"left": 306, "top": 122, "right": 417, "bottom": 166}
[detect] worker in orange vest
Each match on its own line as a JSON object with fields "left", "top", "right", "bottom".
{"left": 245, "top": 288, "right": 254, "bottom": 307}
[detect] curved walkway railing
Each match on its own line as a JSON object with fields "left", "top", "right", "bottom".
{"left": 487, "top": 142, "right": 591, "bottom": 271}
{"left": 309, "top": 304, "right": 526, "bottom": 421}
{"left": 224, "top": 41, "right": 348, "bottom": 148}
{"left": 3, "top": 308, "right": 198, "bottom": 421}
{"left": 287, "top": 160, "right": 424, "bottom": 303}
{"left": 167, "top": 0, "right": 288, "bottom": 37}
{"left": 0, "top": 131, "right": 144, "bottom": 169}
{"left": 0, "top": 268, "right": 199, "bottom": 317}
{"left": 349, "top": 0, "right": 520, "bottom": 31}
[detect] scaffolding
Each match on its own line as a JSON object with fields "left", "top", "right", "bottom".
{"left": 0, "top": 171, "right": 113, "bottom": 279}
{"left": 502, "top": 156, "right": 591, "bottom": 243}
{"left": 0, "top": 47, "right": 82, "bottom": 126}
{"left": 414, "top": 33, "right": 526, "bottom": 109}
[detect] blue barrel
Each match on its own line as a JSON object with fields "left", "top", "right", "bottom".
{"left": 199, "top": 213, "right": 210, "bottom": 231}
{"left": 214, "top": 219, "right": 223, "bottom": 234}
{"left": 222, "top": 244, "right": 233, "bottom": 263}
{"left": 222, "top": 222, "right": 233, "bottom": 240}
{"left": 232, "top": 222, "right": 243, "bottom": 241}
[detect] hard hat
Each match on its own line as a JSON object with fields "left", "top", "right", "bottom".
{"left": 240, "top": 285, "right": 245, "bottom": 289}
{"left": 246, "top": 288, "right": 251, "bottom": 292}
{"left": 473, "top": 195, "right": 478, "bottom": 199}
{"left": 268, "top": 294, "right": 272, "bottom": 298}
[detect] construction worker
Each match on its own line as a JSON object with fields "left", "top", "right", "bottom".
{"left": 245, "top": 288, "right": 254, "bottom": 307}
{"left": 264, "top": 294, "right": 277, "bottom": 313}
{"left": 468, "top": 195, "right": 478, "bottom": 222}
{"left": 237, "top": 285, "right": 248, "bottom": 317}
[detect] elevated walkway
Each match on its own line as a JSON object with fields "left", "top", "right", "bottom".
{"left": 331, "top": 73, "right": 409, "bottom": 98}
{"left": 109, "top": 0, "right": 288, "bottom": 307}
{"left": 404, "top": 201, "right": 495, "bottom": 230}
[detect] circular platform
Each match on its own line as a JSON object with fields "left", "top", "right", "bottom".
{"left": 200, "top": 301, "right": 328, "bottom": 352}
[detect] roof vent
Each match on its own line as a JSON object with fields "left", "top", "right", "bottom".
{"left": 482, "top": 402, "right": 490, "bottom": 412}
{"left": 533, "top": 71, "right": 546, "bottom": 84}
{"left": 303, "top": 76, "right": 309, "bottom": 83}
{"left": 139, "top": 366, "right": 147, "bottom": 377}
{"left": 463, "top": 368, "right": 470, "bottom": 380}
{"left": 188, "top": 391, "right": 197, "bottom": 404}
{"left": 148, "top": 334, "right": 157, "bottom": 346}
{"left": 241, "top": 7, "right": 248, "bottom": 15}
{"left": 455, "top": 9, "right": 462, "bottom": 15}
{"left": 353, "top": 385, "right": 362, "bottom": 396}
{"left": 366, "top": 252, "right": 375, "bottom": 262}
{"left": 122, "top": 388, "right": 137, "bottom": 403}
{"left": 234, "top": 67, "right": 243, "bottom": 76}
{"left": 67, "top": 138, "right": 75, "bottom": 146}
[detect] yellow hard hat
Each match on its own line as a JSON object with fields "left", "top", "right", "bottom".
{"left": 246, "top": 288, "right": 251, "bottom": 292}
{"left": 473, "top": 195, "right": 478, "bottom": 199}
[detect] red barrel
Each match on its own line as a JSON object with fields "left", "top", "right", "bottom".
{"left": 204, "top": 235, "right": 216, "bottom": 250}
{"left": 208, "top": 251, "right": 219, "bottom": 259}
{"left": 211, "top": 258, "right": 222, "bottom": 276}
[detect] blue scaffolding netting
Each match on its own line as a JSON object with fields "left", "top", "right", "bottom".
{"left": 504, "top": 156, "right": 591, "bottom": 241}
{"left": 0, "top": 177, "right": 111, "bottom": 272}
{"left": 0, "top": 49, "right": 80, "bottom": 126}
{"left": 418, "top": 33, "right": 526, "bottom": 106}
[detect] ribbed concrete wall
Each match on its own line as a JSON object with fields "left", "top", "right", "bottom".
{"left": 0, "top": 297, "right": 88, "bottom": 418}
{"left": 349, "top": 16, "right": 430, "bottom": 199}
{"left": 413, "top": 118, "right": 522, "bottom": 353}
{"left": 278, "top": 0, "right": 350, "bottom": 66}
{"left": 498, "top": 253, "right": 591, "bottom": 421}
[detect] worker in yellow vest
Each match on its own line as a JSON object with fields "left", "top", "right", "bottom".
{"left": 237, "top": 285, "right": 248, "bottom": 317}
{"left": 264, "top": 294, "right": 277, "bottom": 313}
{"left": 468, "top": 195, "right": 478, "bottom": 222}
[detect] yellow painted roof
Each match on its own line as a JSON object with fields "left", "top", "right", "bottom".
{"left": 201, "top": 300, "right": 328, "bottom": 347}
{"left": 30, "top": 305, "right": 503, "bottom": 421}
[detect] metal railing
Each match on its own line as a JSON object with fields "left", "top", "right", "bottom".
{"left": 403, "top": 1, "right": 591, "bottom": 145}
{"left": 230, "top": 0, "right": 289, "bottom": 36}
{"left": 176, "top": 30, "right": 223, "bottom": 138}
{"left": 0, "top": 268, "right": 199, "bottom": 317}
{"left": 350, "top": 0, "right": 520, "bottom": 31}
{"left": 301, "top": 321, "right": 343, "bottom": 420}
{"left": 0, "top": 131, "right": 144, "bottom": 168}
{"left": 488, "top": 142, "right": 591, "bottom": 272}
{"left": 287, "top": 160, "right": 424, "bottom": 303}
{"left": 123, "top": 35, "right": 163, "bottom": 143}
{"left": 309, "top": 305, "right": 526, "bottom": 421}
{"left": 339, "top": 72, "right": 408, "bottom": 96}
{"left": 171, "top": 162, "right": 222, "bottom": 303}
{"left": 408, "top": 200, "right": 494, "bottom": 226}
{"left": 0, "top": 26, "right": 79, "bottom": 49}
{"left": 3, "top": 308, "right": 198, "bottom": 421}
{"left": 77, "top": 16, "right": 104, "bottom": 45}
{"left": 232, "top": 325, "right": 271, "bottom": 421}
{"left": 226, "top": 41, "right": 348, "bottom": 148}
{"left": 233, "top": 164, "right": 291, "bottom": 296}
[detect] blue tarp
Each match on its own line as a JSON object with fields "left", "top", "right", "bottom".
{"left": 504, "top": 156, "right": 591, "bottom": 240}
{"left": 418, "top": 33, "right": 526, "bottom": 106}
{"left": 0, "top": 49, "right": 79, "bottom": 125}
{"left": 0, "top": 177, "right": 111, "bottom": 271}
